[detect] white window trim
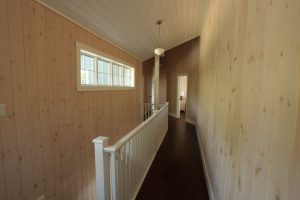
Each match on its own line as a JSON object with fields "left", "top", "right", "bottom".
{"left": 76, "top": 41, "right": 135, "bottom": 91}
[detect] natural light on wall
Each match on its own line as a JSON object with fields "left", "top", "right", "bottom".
{"left": 77, "top": 42, "right": 135, "bottom": 91}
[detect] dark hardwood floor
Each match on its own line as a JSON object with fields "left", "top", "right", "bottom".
{"left": 136, "top": 112, "right": 209, "bottom": 200}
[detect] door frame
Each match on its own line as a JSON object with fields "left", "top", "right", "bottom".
{"left": 176, "top": 74, "right": 188, "bottom": 118}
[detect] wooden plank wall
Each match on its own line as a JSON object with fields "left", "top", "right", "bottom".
{"left": 164, "top": 37, "right": 199, "bottom": 122}
{"left": 196, "top": 0, "right": 300, "bottom": 199}
{"left": 0, "top": 0, "right": 142, "bottom": 199}
{"left": 142, "top": 37, "right": 199, "bottom": 122}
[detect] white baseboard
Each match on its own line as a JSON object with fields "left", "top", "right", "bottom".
{"left": 195, "top": 125, "right": 215, "bottom": 200}
{"left": 168, "top": 112, "right": 179, "bottom": 118}
{"left": 185, "top": 118, "right": 195, "bottom": 125}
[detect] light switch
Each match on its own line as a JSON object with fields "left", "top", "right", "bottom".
{"left": 0, "top": 104, "right": 6, "bottom": 117}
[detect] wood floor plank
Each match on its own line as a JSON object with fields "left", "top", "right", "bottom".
{"left": 137, "top": 113, "right": 209, "bottom": 200}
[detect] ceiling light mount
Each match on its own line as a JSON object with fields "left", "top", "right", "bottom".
{"left": 154, "top": 19, "right": 165, "bottom": 56}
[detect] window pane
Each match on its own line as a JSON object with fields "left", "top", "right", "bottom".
{"left": 113, "top": 64, "right": 123, "bottom": 86}
{"left": 130, "top": 68, "right": 134, "bottom": 87}
{"left": 80, "top": 53, "right": 96, "bottom": 85}
{"left": 98, "top": 61, "right": 103, "bottom": 73}
{"left": 81, "top": 54, "right": 94, "bottom": 71}
{"left": 97, "top": 59, "right": 111, "bottom": 85}
{"left": 104, "top": 74, "right": 111, "bottom": 85}
{"left": 81, "top": 69, "right": 96, "bottom": 85}
{"left": 98, "top": 73, "right": 104, "bottom": 85}
{"left": 104, "top": 62, "right": 110, "bottom": 73}
{"left": 122, "top": 67, "right": 134, "bottom": 87}
{"left": 81, "top": 69, "right": 87, "bottom": 84}
{"left": 123, "top": 67, "right": 129, "bottom": 86}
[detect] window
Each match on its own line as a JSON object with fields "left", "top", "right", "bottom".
{"left": 77, "top": 42, "right": 135, "bottom": 91}
{"left": 81, "top": 54, "right": 96, "bottom": 85}
{"left": 98, "top": 59, "right": 111, "bottom": 85}
{"left": 112, "top": 63, "right": 123, "bottom": 86}
{"left": 124, "top": 66, "right": 134, "bottom": 87}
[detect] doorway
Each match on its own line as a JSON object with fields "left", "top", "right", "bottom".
{"left": 177, "top": 75, "right": 188, "bottom": 118}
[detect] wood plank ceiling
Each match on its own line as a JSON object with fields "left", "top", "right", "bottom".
{"left": 37, "top": 0, "right": 205, "bottom": 61}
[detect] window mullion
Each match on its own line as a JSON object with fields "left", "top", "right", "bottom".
{"left": 110, "top": 62, "right": 113, "bottom": 86}
{"left": 121, "top": 66, "right": 123, "bottom": 86}
{"left": 94, "top": 57, "right": 98, "bottom": 85}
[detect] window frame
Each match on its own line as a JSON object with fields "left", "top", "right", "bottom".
{"left": 76, "top": 42, "right": 135, "bottom": 91}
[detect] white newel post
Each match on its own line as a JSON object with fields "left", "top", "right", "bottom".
{"left": 154, "top": 54, "right": 160, "bottom": 110}
{"left": 93, "top": 136, "right": 110, "bottom": 200}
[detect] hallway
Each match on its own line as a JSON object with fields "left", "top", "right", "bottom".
{"left": 136, "top": 113, "right": 209, "bottom": 200}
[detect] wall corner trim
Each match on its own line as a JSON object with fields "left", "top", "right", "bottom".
{"left": 195, "top": 124, "right": 215, "bottom": 200}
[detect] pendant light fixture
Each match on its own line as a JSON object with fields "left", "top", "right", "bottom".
{"left": 154, "top": 20, "right": 165, "bottom": 56}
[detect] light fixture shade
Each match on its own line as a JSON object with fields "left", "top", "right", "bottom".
{"left": 154, "top": 48, "right": 165, "bottom": 56}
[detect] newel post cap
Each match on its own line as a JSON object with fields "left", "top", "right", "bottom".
{"left": 93, "top": 136, "right": 110, "bottom": 144}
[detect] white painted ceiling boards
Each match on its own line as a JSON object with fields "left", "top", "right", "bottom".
{"left": 38, "top": 0, "right": 205, "bottom": 61}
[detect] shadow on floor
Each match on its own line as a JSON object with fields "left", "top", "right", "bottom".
{"left": 136, "top": 112, "right": 209, "bottom": 200}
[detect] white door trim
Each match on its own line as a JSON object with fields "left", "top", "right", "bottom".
{"left": 176, "top": 74, "right": 188, "bottom": 118}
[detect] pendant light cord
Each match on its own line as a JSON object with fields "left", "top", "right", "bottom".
{"left": 157, "top": 20, "right": 162, "bottom": 48}
{"left": 158, "top": 24, "right": 160, "bottom": 48}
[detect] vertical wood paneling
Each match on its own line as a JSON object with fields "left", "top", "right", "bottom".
{"left": 288, "top": 96, "right": 300, "bottom": 199}
{"left": 54, "top": 13, "right": 71, "bottom": 200}
{"left": 0, "top": 128, "right": 6, "bottom": 199}
{"left": 75, "top": 24, "right": 89, "bottom": 200}
{"left": 0, "top": 0, "right": 141, "bottom": 199}
{"left": 45, "top": 9, "right": 65, "bottom": 199}
{"left": 69, "top": 21, "right": 83, "bottom": 200}
{"left": 22, "top": 0, "right": 46, "bottom": 197}
{"left": 0, "top": 0, "right": 19, "bottom": 199}
{"left": 197, "top": 0, "right": 300, "bottom": 199}
{"left": 35, "top": 2, "right": 57, "bottom": 199}
{"left": 7, "top": 0, "right": 33, "bottom": 199}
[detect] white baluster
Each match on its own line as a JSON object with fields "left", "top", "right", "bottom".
{"left": 110, "top": 151, "right": 118, "bottom": 200}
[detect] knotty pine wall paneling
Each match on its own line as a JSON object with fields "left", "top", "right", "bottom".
{"left": 0, "top": 0, "right": 23, "bottom": 199}
{"left": 0, "top": 0, "right": 142, "bottom": 199}
{"left": 196, "top": 0, "right": 300, "bottom": 199}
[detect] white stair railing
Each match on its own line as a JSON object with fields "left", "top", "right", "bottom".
{"left": 93, "top": 102, "right": 169, "bottom": 200}
{"left": 142, "top": 103, "right": 165, "bottom": 121}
